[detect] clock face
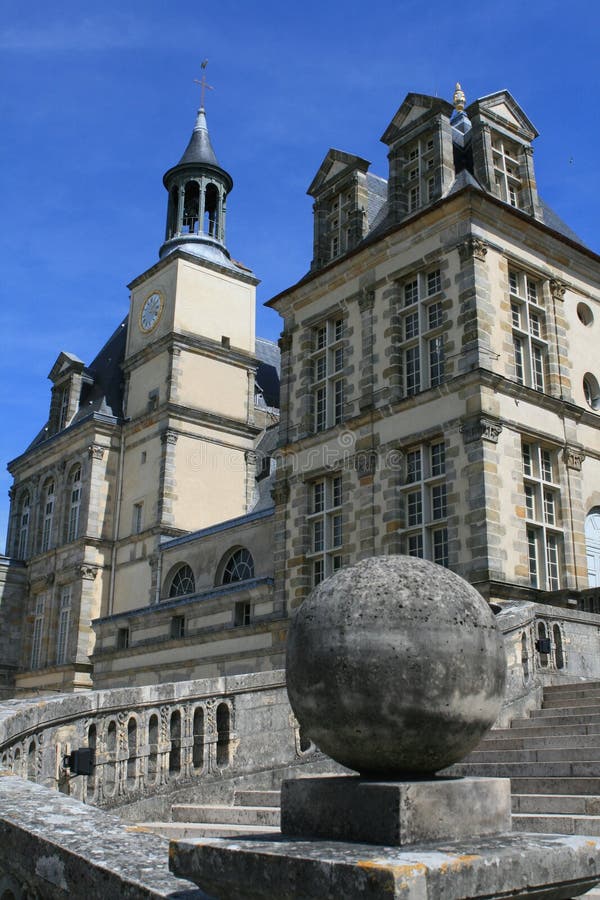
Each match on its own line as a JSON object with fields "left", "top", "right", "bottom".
{"left": 139, "top": 291, "right": 164, "bottom": 333}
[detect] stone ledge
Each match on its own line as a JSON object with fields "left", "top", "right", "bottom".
{"left": 170, "top": 831, "right": 600, "bottom": 900}
{"left": 0, "top": 772, "right": 208, "bottom": 899}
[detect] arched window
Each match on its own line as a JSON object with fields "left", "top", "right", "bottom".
{"left": 204, "top": 183, "right": 219, "bottom": 236}
{"left": 537, "top": 620, "right": 549, "bottom": 668}
{"left": 66, "top": 465, "right": 82, "bottom": 542}
{"left": 147, "top": 714, "right": 159, "bottom": 783}
{"left": 40, "top": 479, "right": 55, "bottom": 552}
{"left": 521, "top": 631, "right": 529, "bottom": 682}
{"left": 553, "top": 624, "right": 565, "bottom": 670}
{"left": 586, "top": 507, "right": 600, "bottom": 588}
{"left": 220, "top": 548, "right": 255, "bottom": 585}
{"left": 183, "top": 180, "right": 200, "bottom": 234}
{"left": 168, "top": 564, "right": 195, "bottom": 598}
{"left": 16, "top": 490, "right": 30, "bottom": 558}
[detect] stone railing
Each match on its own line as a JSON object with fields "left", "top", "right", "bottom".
{"left": 0, "top": 670, "right": 310, "bottom": 808}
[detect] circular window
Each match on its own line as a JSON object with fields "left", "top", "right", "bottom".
{"left": 583, "top": 374, "right": 600, "bottom": 411}
{"left": 577, "top": 302, "right": 594, "bottom": 326}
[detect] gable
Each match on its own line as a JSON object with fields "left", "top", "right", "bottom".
{"left": 381, "top": 93, "right": 453, "bottom": 145}
{"left": 47, "top": 351, "right": 85, "bottom": 383}
{"left": 307, "top": 149, "right": 370, "bottom": 197}
{"left": 468, "top": 90, "right": 538, "bottom": 140}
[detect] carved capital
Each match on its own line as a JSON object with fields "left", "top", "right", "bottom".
{"left": 88, "top": 444, "right": 105, "bottom": 461}
{"left": 564, "top": 446, "right": 585, "bottom": 471}
{"left": 271, "top": 480, "right": 290, "bottom": 506}
{"left": 550, "top": 279, "right": 566, "bottom": 302}
{"left": 460, "top": 416, "right": 503, "bottom": 445}
{"left": 79, "top": 565, "right": 99, "bottom": 581}
{"left": 8, "top": 486, "right": 15, "bottom": 502}
{"left": 245, "top": 451, "right": 257, "bottom": 466}
{"left": 458, "top": 236, "right": 488, "bottom": 264}
{"left": 354, "top": 450, "right": 378, "bottom": 477}
{"left": 358, "top": 289, "right": 375, "bottom": 313}
{"left": 161, "top": 430, "right": 178, "bottom": 446}
{"left": 278, "top": 331, "right": 293, "bottom": 353}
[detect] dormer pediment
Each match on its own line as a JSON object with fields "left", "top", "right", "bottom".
{"left": 48, "top": 351, "right": 85, "bottom": 384}
{"left": 467, "top": 90, "right": 538, "bottom": 141}
{"left": 381, "top": 94, "right": 454, "bottom": 145}
{"left": 307, "top": 149, "right": 370, "bottom": 198}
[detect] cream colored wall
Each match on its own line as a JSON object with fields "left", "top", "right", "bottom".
{"left": 113, "top": 558, "right": 152, "bottom": 614}
{"left": 118, "top": 430, "right": 161, "bottom": 540}
{"left": 126, "top": 263, "right": 178, "bottom": 359}
{"left": 563, "top": 286, "right": 600, "bottom": 410}
{"left": 177, "top": 351, "right": 249, "bottom": 420}
{"left": 125, "top": 355, "right": 170, "bottom": 420}
{"left": 174, "top": 259, "right": 255, "bottom": 351}
{"left": 171, "top": 436, "right": 247, "bottom": 531}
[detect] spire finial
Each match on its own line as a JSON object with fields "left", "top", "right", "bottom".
{"left": 194, "top": 59, "right": 213, "bottom": 110}
{"left": 453, "top": 82, "right": 466, "bottom": 112}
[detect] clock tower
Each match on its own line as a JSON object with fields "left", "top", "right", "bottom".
{"left": 114, "top": 99, "right": 261, "bottom": 613}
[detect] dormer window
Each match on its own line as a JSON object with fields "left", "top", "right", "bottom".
{"left": 492, "top": 135, "right": 522, "bottom": 208}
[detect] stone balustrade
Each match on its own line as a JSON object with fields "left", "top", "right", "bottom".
{"left": 0, "top": 670, "right": 304, "bottom": 808}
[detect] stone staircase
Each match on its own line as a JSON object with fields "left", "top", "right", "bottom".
{"left": 137, "top": 788, "right": 281, "bottom": 839}
{"left": 454, "top": 681, "right": 600, "bottom": 836}
{"left": 138, "top": 682, "right": 600, "bottom": 846}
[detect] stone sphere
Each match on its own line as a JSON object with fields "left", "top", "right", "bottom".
{"left": 286, "top": 555, "right": 506, "bottom": 776}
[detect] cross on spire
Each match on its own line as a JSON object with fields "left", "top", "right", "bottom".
{"left": 194, "top": 59, "right": 214, "bottom": 110}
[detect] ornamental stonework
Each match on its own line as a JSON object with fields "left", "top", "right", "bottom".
{"left": 564, "top": 446, "right": 585, "bottom": 471}
{"left": 271, "top": 480, "right": 290, "bottom": 505}
{"left": 80, "top": 565, "right": 99, "bottom": 581}
{"left": 278, "top": 332, "right": 293, "bottom": 353}
{"left": 460, "top": 416, "right": 503, "bottom": 445}
{"left": 161, "top": 430, "right": 178, "bottom": 446}
{"left": 88, "top": 444, "right": 105, "bottom": 460}
{"left": 358, "top": 289, "right": 375, "bottom": 313}
{"left": 458, "top": 236, "right": 488, "bottom": 263}
{"left": 550, "top": 279, "right": 566, "bottom": 302}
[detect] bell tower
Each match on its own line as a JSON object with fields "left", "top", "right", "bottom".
{"left": 159, "top": 81, "right": 233, "bottom": 265}
{"left": 115, "top": 72, "right": 260, "bottom": 612}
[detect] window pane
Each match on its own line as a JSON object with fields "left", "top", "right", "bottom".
{"left": 430, "top": 442, "right": 445, "bottom": 477}
{"left": 405, "top": 311, "right": 419, "bottom": 339}
{"left": 407, "top": 533, "right": 423, "bottom": 557}
{"left": 433, "top": 528, "right": 449, "bottom": 567}
{"left": 405, "top": 346, "right": 420, "bottom": 396}
{"left": 432, "top": 484, "right": 447, "bottom": 520}
{"left": 407, "top": 491, "right": 422, "bottom": 526}
{"left": 404, "top": 280, "right": 419, "bottom": 306}
{"left": 406, "top": 449, "right": 422, "bottom": 484}
{"left": 427, "top": 269, "right": 441, "bottom": 296}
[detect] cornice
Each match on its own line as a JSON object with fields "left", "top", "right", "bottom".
{"left": 122, "top": 329, "right": 258, "bottom": 374}
{"left": 127, "top": 247, "right": 259, "bottom": 291}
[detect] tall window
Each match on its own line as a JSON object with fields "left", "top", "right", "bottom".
{"left": 509, "top": 269, "right": 547, "bottom": 391}
{"left": 400, "top": 440, "right": 448, "bottom": 566}
{"left": 31, "top": 594, "right": 46, "bottom": 669}
{"left": 404, "top": 135, "right": 436, "bottom": 212}
{"left": 67, "top": 465, "right": 82, "bottom": 542}
{"left": 133, "top": 502, "right": 143, "bottom": 534}
{"left": 56, "top": 586, "right": 71, "bottom": 665}
{"left": 307, "top": 475, "right": 343, "bottom": 586}
{"left": 57, "top": 385, "right": 70, "bottom": 431}
{"left": 311, "top": 317, "right": 345, "bottom": 432}
{"left": 492, "top": 135, "right": 522, "bottom": 207}
{"left": 399, "top": 269, "right": 445, "bottom": 397}
{"left": 522, "top": 442, "right": 563, "bottom": 590}
{"left": 326, "top": 192, "right": 352, "bottom": 261}
{"left": 40, "top": 479, "right": 55, "bottom": 553}
{"left": 17, "top": 491, "right": 30, "bottom": 559}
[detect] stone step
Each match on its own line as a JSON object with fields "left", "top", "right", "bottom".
{"left": 480, "top": 733, "right": 600, "bottom": 751}
{"left": 510, "top": 709, "right": 600, "bottom": 731}
{"left": 510, "top": 777, "right": 600, "bottom": 796}
{"left": 542, "top": 696, "right": 600, "bottom": 710}
{"left": 512, "top": 813, "right": 600, "bottom": 836}
{"left": 485, "top": 723, "right": 600, "bottom": 740}
{"left": 466, "top": 747, "right": 600, "bottom": 764}
{"left": 135, "top": 821, "right": 280, "bottom": 840}
{"left": 453, "top": 761, "right": 600, "bottom": 778}
{"left": 234, "top": 790, "right": 280, "bottom": 808}
{"left": 512, "top": 793, "right": 600, "bottom": 815}
{"left": 172, "top": 803, "right": 280, "bottom": 827}
{"left": 544, "top": 682, "right": 600, "bottom": 696}
{"left": 528, "top": 710, "right": 600, "bottom": 725}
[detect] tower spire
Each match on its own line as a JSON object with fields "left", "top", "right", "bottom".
{"left": 159, "top": 67, "right": 234, "bottom": 265}
{"left": 194, "top": 59, "right": 213, "bottom": 110}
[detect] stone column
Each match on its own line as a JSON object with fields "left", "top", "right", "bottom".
{"left": 456, "top": 236, "right": 491, "bottom": 375}
{"left": 545, "top": 279, "right": 572, "bottom": 401}
{"left": 157, "top": 430, "right": 178, "bottom": 527}
{"left": 357, "top": 290, "right": 375, "bottom": 411}
{"left": 277, "top": 331, "right": 293, "bottom": 445}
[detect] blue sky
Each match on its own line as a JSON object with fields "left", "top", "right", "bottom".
{"left": 1, "top": 0, "right": 598, "bottom": 547}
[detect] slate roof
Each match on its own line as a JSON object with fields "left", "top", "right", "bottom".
{"left": 255, "top": 337, "right": 280, "bottom": 409}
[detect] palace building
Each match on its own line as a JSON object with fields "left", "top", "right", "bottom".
{"left": 1, "top": 83, "right": 599, "bottom": 696}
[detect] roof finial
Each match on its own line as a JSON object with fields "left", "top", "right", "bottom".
{"left": 453, "top": 82, "right": 466, "bottom": 112}
{"left": 194, "top": 59, "right": 213, "bottom": 110}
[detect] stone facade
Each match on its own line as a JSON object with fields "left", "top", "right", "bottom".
{"left": 268, "top": 87, "right": 600, "bottom": 614}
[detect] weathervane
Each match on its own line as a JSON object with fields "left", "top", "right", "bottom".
{"left": 194, "top": 59, "right": 214, "bottom": 110}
